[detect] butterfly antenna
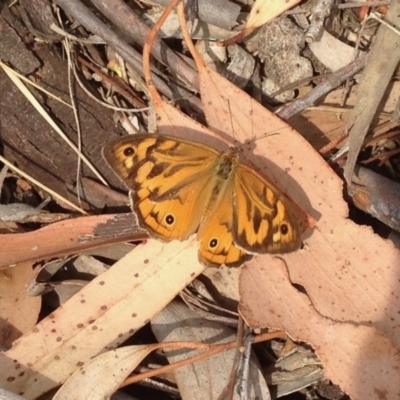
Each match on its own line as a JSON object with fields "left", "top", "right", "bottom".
{"left": 227, "top": 100, "right": 242, "bottom": 147}
{"left": 246, "top": 131, "right": 280, "bottom": 145}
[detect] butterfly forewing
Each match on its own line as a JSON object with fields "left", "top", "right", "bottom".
{"left": 104, "top": 134, "right": 222, "bottom": 241}
{"left": 233, "top": 164, "right": 301, "bottom": 253}
{"left": 103, "top": 136, "right": 156, "bottom": 181}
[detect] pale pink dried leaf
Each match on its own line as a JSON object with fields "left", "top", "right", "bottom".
{"left": 54, "top": 345, "right": 159, "bottom": 400}
{"left": 0, "top": 239, "right": 204, "bottom": 399}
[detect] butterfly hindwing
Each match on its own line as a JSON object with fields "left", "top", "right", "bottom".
{"left": 197, "top": 181, "right": 253, "bottom": 267}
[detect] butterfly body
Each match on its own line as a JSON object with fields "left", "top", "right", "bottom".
{"left": 104, "top": 134, "right": 303, "bottom": 267}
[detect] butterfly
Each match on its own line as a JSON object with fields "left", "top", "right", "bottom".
{"left": 103, "top": 133, "right": 306, "bottom": 267}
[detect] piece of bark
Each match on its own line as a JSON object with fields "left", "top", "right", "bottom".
{"left": 153, "top": 0, "right": 241, "bottom": 30}
{"left": 0, "top": 213, "right": 147, "bottom": 269}
{"left": 19, "top": 0, "right": 62, "bottom": 42}
{"left": 0, "top": 7, "right": 40, "bottom": 74}
{"left": 349, "top": 165, "right": 400, "bottom": 232}
{"left": 0, "top": 6, "right": 125, "bottom": 207}
{"left": 344, "top": 1, "right": 400, "bottom": 183}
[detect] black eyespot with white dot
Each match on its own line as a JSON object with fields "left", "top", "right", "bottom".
{"left": 165, "top": 214, "right": 175, "bottom": 226}
{"left": 123, "top": 146, "right": 135, "bottom": 156}
{"left": 280, "top": 223, "right": 289, "bottom": 235}
{"left": 209, "top": 238, "right": 219, "bottom": 249}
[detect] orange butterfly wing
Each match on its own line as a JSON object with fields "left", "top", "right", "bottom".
{"left": 197, "top": 181, "right": 253, "bottom": 267}
{"left": 103, "top": 134, "right": 220, "bottom": 241}
{"left": 232, "top": 164, "right": 302, "bottom": 253}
